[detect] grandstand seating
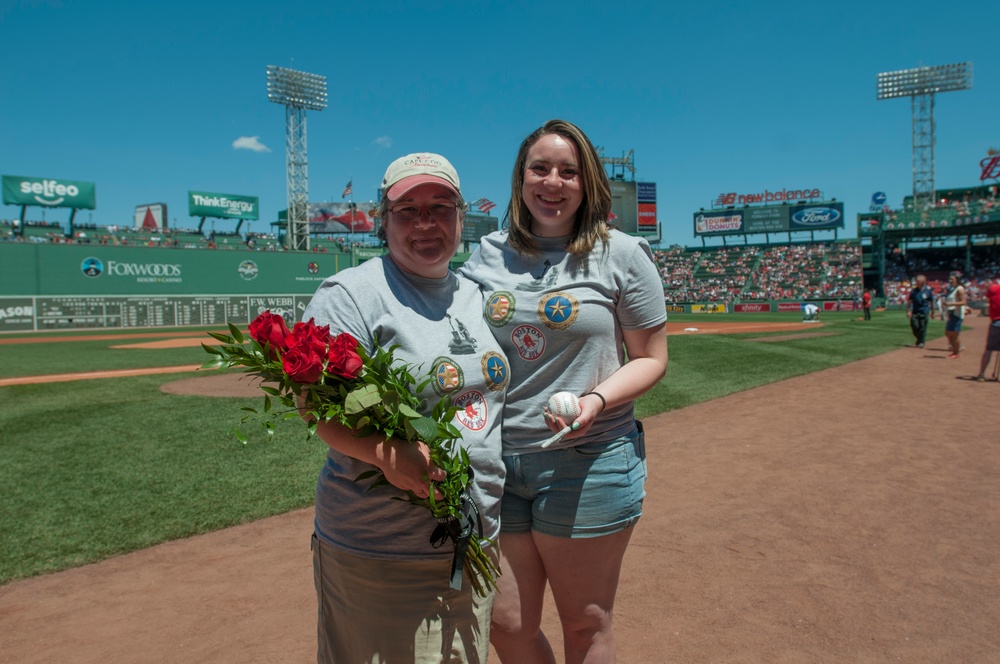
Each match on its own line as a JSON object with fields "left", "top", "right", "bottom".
{"left": 657, "top": 241, "right": 863, "bottom": 303}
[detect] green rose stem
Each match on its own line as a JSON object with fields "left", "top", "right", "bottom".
{"left": 202, "top": 319, "right": 499, "bottom": 597}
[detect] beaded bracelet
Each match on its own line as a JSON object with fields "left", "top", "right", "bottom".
{"left": 580, "top": 391, "right": 606, "bottom": 413}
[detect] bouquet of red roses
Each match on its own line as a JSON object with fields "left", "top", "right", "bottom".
{"left": 201, "top": 311, "right": 499, "bottom": 597}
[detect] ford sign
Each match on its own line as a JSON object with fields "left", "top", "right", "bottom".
{"left": 791, "top": 207, "right": 842, "bottom": 226}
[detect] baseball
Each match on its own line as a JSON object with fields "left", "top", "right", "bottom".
{"left": 547, "top": 391, "right": 581, "bottom": 423}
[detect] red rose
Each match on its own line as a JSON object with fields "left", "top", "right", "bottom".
{"left": 281, "top": 345, "right": 326, "bottom": 384}
{"left": 327, "top": 332, "right": 364, "bottom": 379}
{"left": 248, "top": 312, "right": 290, "bottom": 358}
{"left": 287, "top": 318, "right": 331, "bottom": 356}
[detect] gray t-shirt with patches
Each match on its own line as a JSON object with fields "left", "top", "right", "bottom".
{"left": 303, "top": 255, "right": 508, "bottom": 560}
{"left": 460, "top": 229, "right": 666, "bottom": 453}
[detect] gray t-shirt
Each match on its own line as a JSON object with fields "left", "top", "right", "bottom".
{"left": 460, "top": 229, "right": 666, "bottom": 453}
{"left": 303, "top": 256, "right": 508, "bottom": 560}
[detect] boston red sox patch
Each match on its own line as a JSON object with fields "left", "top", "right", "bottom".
{"left": 454, "top": 390, "right": 488, "bottom": 432}
{"left": 510, "top": 324, "right": 545, "bottom": 361}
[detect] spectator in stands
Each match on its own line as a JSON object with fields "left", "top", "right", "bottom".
{"left": 975, "top": 275, "right": 1000, "bottom": 381}
{"left": 944, "top": 272, "right": 967, "bottom": 359}
{"left": 907, "top": 275, "right": 933, "bottom": 348}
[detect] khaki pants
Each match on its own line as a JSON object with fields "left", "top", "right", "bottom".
{"left": 312, "top": 534, "right": 494, "bottom": 664}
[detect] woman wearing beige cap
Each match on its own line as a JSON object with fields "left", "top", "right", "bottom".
{"left": 302, "top": 153, "right": 508, "bottom": 663}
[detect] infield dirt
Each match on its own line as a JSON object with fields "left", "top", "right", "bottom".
{"left": 1, "top": 321, "right": 997, "bottom": 662}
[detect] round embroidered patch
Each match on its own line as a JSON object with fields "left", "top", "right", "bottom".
{"left": 454, "top": 390, "right": 488, "bottom": 431}
{"left": 510, "top": 324, "right": 545, "bottom": 361}
{"left": 537, "top": 292, "right": 579, "bottom": 330}
{"left": 431, "top": 356, "right": 464, "bottom": 396}
{"left": 485, "top": 291, "right": 515, "bottom": 327}
{"left": 481, "top": 351, "right": 509, "bottom": 391}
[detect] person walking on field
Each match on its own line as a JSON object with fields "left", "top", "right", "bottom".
{"left": 975, "top": 275, "right": 1000, "bottom": 381}
{"left": 862, "top": 289, "right": 872, "bottom": 321}
{"left": 944, "top": 272, "right": 967, "bottom": 359}
{"left": 907, "top": 275, "right": 933, "bottom": 348}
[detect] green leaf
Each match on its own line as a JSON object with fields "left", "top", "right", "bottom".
{"left": 207, "top": 332, "right": 233, "bottom": 343}
{"left": 410, "top": 416, "right": 439, "bottom": 443}
{"left": 233, "top": 429, "right": 248, "bottom": 445}
{"left": 201, "top": 342, "right": 224, "bottom": 356}
{"left": 228, "top": 322, "right": 244, "bottom": 343}
{"left": 398, "top": 403, "right": 421, "bottom": 419}
{"left": 263, "top": 395, "right": 272, "bottom": 413}
{"left": 344, "top": 383, "right": 382, "bottom": 415}
{"left": 200, "top": 358, "right": 226, "bottom": 370}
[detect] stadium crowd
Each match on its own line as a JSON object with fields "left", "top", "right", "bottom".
{"left": 655, "top": 242, "right": 863, "bottom": 303}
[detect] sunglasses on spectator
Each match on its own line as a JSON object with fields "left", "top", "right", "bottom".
{"left": 388, "top": 202, "right": 460, "bottom": 224}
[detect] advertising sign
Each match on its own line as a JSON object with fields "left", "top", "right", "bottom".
{"left": 694, "top": 210, "right": 744, "bottom": 236}
{"left": 734, "top": 303, "right": 772, "bottom": 313}
{"left": 777, "top": 302, "right": 802, "bottom": 312}
{"left": 788, "top": 202, "right": 844, "bottom": 231}
{"left": 637, "top": 182, "right": 657, "bottom": 232}
{"left": 694, "top": 201, "right": 843, "bottom": 237}
{"left": 713, "top": 187, "right": 821, "bottom": 207}
{"left": 134, "top": 203, "right": 168, "bottom": 231}
{"left": 609, "top": 181, "right": 659, "bottom": 236}
{"left": 188, "top": 191, "right": 259, "bottom": 220}
{"left": 3, "top": 175, "right": 97, "bottom": 209}
{"left": 692, "top": 303, "right": 727, "bottom": 313}
{"left": 744, "top": 205, "right": 788, "bottom": 234}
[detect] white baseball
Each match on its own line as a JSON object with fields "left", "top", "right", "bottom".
{"left": 547, "top": 392, "right": 581, "bottom": 423}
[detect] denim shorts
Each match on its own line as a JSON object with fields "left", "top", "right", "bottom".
{"left": 946, "top": 313, "right": 963, "bottom": 332}
{"left": 500, "top": 422, "right": 646, "bottom": 538}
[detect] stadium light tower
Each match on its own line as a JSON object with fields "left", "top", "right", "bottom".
{"left": 266, "top": 65, "right": 328, "bottom": 251}
{"left": 876, "top": 62, "right": 972, "bottom": 210}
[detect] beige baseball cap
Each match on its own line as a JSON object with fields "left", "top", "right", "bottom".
{"left": 381, "top": 153, "right": 461, "bottom": 201}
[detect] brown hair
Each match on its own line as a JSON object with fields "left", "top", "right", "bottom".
{"left": 503, "top": 119, "right": 612, "bottom": 256}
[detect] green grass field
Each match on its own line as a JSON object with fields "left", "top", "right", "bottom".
{"left": 0, "top": 312, "right": 939, "bottom": 584}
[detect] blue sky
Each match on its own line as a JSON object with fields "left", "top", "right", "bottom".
{"left": 1, "top": 0, "right": 997, "bottom": 248}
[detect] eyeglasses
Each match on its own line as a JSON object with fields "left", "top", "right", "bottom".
{"left": 388, "top": 202, "right": 461, "bottom": 224}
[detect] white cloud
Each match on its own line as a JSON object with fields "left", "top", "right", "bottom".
{"left": 374, "top": 135, "right": 392, "bottom": 150}
{"left": 232, "top": 136, "right": 271, "bottom": 153}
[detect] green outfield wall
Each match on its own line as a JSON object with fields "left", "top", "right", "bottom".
{"left": 0, "top": 244, "right": 487, "bottom": 332}
{"left": 0, "top": 244, "right": 366, "bottom": 332}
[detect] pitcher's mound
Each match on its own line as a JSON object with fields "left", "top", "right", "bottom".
{"left": 161, "top": 372, "right": 268, "bottom": 398}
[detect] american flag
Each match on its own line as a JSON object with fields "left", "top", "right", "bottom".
{"left": 341, "top": 180, "right": 352, "bottom": 198}
{"left": 473, "top": 197, "right": 497, "bottom": 214}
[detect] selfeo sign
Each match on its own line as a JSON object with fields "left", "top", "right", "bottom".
{"left": 2, "top": 175, "right": 97, "bottom": 209}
